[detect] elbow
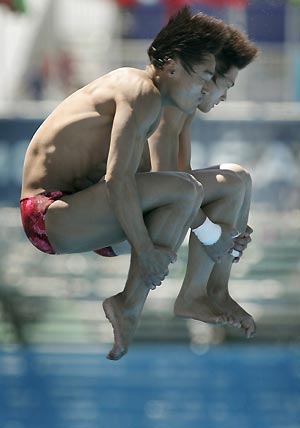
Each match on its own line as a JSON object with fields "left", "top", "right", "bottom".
{"left": 105, "top": 174, "right": 121, "bottom": 195}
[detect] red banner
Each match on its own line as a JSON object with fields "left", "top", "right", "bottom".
{"left": 115, "top": 0, "right": 136, "bottom": 7}
{"left": 198, "top": 0, "right": 247, "bottom": 7}
{"left": 163, "top": 0, "right": 190, "bottom": 16}
{"left": 113, "top": 0, "right": 247, "bottom": 9}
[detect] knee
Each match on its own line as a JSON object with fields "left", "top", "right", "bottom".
{"left": 238, "top": 166, "right": 252, "bottom": 194}
{"left": 216, "top": 171, "right": 244, "bottom": 210}
{"left": 220, "top": 163, "right": 252, "bottom": 192}
{"left": 182, "top": 172, "right": 204, "bottom": 204}
{"left": 173, "top": 172, "right": 204, "bottom": 207}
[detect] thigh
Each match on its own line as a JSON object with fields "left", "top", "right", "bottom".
{"left": 192, "top": 168, "right": 241, "bottom": 206}
{"left": 45, "top": 171, "right": 193, "bottom": 253}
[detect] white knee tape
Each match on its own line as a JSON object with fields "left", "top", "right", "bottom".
{"left": 192, "top": 217, "right": 221, "bottom": 246}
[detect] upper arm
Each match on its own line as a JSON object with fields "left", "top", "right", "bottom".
{"left": 178, "top": 112, "right": 195, "bottom": 173}
{"left": 148, "top": 107, "right": 185, "bottom": 172}
{"left": 106, "top": 94, "right": 159, "bottom": 181}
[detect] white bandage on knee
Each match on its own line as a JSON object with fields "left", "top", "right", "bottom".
{"left": 192, "top": 217, "right": 222, "bottom": 246}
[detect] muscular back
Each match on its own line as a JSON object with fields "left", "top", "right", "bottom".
{"left": 21, "top": 68, "right": 161, "bottom": 198}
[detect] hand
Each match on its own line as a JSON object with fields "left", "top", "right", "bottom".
{"left": 137, "top": 245, "right": 177, "bottom": 289}
{"left": 230, "top": 225, "right": 253, "bottom": 263}
{"left": 202, "top": 223, "right": 239, "bottom": 263}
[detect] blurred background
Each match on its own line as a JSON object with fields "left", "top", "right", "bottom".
{"left": 0, "top": 1, "right": 300, "bottom": 427}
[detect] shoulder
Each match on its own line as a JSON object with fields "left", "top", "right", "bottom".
{"left": 121, "top": 69, "right": 160, "bottom": 101}
{"left": 86, "top": 67, "right": 160, "bottom": 106}
{"left": 115, "top": 68, "right": 162, "bottom": 122}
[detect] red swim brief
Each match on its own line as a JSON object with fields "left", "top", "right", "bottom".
{"left": 20, "top": 191, "right": 117, "bottom": 257}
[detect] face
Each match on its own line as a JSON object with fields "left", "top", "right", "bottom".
{"left": 163, "top": 54, "right": 216, "bottom": 114}
{"left": 198, "top": 66, "right": 239, "bottom": 113}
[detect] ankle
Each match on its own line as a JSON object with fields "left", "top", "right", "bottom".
{"left": 118, "top": 291, "right": 144, "bottom": 318}
{"left": 177, "top": 287, "right": 205, "bottom": 304}
{"left": 207, "top": 286, "right": 229, "bottom": 301}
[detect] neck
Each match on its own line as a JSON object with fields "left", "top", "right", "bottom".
{"left": 145, "top": 64, "right": 176, "bottom": 108}
{"left": 145, "top": 64, "right": 159, "bottom": 86}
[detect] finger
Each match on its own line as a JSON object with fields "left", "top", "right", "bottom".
{"left": 152, "top": 279, "right": 162, "bottom": 287}
{"left": 241, "top": 235, "right": 251, "bottom": 244}
{"left": 232, "top": 257, "right": 240, "bottom": 263}
{"left": 235, "top": 250, "right": 243, "bottom": 259}
{"left": 234, "top": 235, "right": 249, "bottom": 244}
{"left": 148, "top": 273, "right": 162, "bottom": 287}
{"left": 232, "top": 243, "right": 245, "bottom": 252}
{"left": 246, "top": 225, "right": 253, "bottom": 235}
{"left": 243, "top": 237, "right": 251, "bottom": 246}
{"left": 169, "top": 251, "right": 177, "bottom": 264}
{"left": 158, "top": 270, "right": 168, "bottom": 281}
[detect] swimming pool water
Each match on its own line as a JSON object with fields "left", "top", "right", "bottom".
{"left": 0, "top": 343, "right": 299, "bottom": 428}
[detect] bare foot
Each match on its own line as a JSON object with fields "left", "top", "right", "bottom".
{"left": 211, "top": 293, "right": 256, "bottom": 338}
{"left": 174, "top": 294, "right": 228, "bottom": 325}
{"left": 102, "top": 293, "right": 139, "bottom": 360}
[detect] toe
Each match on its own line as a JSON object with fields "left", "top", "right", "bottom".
{"left": 106, "top": 345, "right": 127, "bottom": 360}
{"left": 215, "top": 314, "right": 229, "bottom": 325}
{"left": 227, "top": 315, "right": 235, "bottom": 325}
{"left": 241, "top": 317, "right": 256, "bottom": 338}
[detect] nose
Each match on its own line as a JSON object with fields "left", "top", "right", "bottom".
{"left": 201, "top": 85, "right": 209, "bottom": 96}
{"left": 220, "top": 90, "right": 227, "bottom": 102}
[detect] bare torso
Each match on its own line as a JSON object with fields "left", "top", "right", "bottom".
{"left": 21, "top": 68, "right": 158, "bottom": 199}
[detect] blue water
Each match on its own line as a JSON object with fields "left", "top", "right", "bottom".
{"left": 0, "top": 344, "right": 299, "bottom": 428}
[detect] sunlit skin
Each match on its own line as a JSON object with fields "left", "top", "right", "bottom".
{"left": 148, "top": 63, "right": 256, "bottom": 339}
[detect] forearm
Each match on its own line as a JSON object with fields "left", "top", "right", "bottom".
{"left": 106, "top": 175, "right": 153, "bottom": 253}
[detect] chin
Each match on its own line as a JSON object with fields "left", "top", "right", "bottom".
{"left": 198, "top": 106, "right": 210, "bottom": 113}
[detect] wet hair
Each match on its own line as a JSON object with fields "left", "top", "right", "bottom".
{"left": 215, "top": 25, "right": 258, "bottom": 76}
{"left": 147, "top": 6, "right": 228, "bottom": 74}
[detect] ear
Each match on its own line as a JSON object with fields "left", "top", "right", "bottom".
{"left": 162, "top": 58, "right": 178, "bottom": 76}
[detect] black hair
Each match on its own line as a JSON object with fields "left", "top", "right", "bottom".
{"left": 148, "top": 6, "right": 228, "bottom": 74}
{"left": 215, "top": 25, "right": 258, "bottom": 76}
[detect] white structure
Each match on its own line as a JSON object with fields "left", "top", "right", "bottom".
{"left": 0, "top": 0, "right": 120, "bottom": 108}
